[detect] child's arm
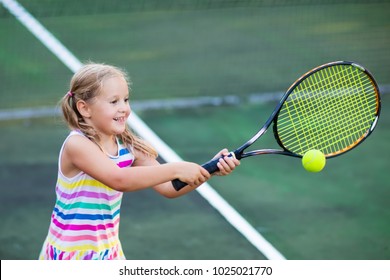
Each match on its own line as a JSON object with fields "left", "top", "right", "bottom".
{"left": 134, "top": 148, "right": 240, "bottom": 198}
{"left": 61, "top": 135, "right": 210, "bottom": 192}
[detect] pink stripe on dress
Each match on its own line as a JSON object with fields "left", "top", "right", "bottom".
{"left": 49, "top": 227, "right": 117, "bottom": 243}
{"left": 56, "top": 187, "right": 122, "bottom": 201}
{"left": 52, "top": 217, "right": 119, "bottom": 231}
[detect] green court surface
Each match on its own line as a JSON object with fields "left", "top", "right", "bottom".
{"left": 0, "top": 0, "right": 389, "bottom": 259}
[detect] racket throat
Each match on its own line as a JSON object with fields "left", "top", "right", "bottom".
{"left": 232, "top": 148, "right": 244, "bottom": 160}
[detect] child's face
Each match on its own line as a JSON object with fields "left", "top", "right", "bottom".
{"left": 87, "top": 76, "right": 130, "bottom": 138}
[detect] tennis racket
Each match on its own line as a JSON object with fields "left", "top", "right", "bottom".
{"left": 172, "top": 61, "right": 381, "bottom": 191}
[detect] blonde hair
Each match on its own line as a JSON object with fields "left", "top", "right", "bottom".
{"left": 60, "top": 63, "right": 157, "bottom": 158}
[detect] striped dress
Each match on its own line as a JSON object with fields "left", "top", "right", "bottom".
{"left": 39, "top": 131, "right": 134, "bottom": 260}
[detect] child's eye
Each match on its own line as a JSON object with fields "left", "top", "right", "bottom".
{"left": 124, "top": 98, "right": 129, "bottom": 103}
{"left": 110, "top": 100, "right": 118, "bottom": 104}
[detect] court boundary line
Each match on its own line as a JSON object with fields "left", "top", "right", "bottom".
{"left": 1, "top": 0, "right": 286, "bottom": 260}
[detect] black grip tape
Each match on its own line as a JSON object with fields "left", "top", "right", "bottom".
{"left": 171, "top": 152, "right": 236, "bottom": 191}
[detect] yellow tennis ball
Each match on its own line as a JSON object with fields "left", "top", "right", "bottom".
{"left": 302, "top": 149, "right": 326, "bottom": 172}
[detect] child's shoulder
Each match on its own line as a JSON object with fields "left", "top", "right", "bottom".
{"left": 63, "top": 130, "right": 91, "bottom": 151}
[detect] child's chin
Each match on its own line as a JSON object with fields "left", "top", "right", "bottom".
{"left": 113, "top": 126, "right": 126, "bottom": 134}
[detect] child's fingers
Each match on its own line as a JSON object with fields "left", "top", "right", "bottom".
{"left": 212, "top": 148, "right": 229, "bottom": 159}
{"left": 216, "top": 158, "right": 233, "bottom": 175}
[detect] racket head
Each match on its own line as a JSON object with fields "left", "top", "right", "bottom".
{"left": 273, "top": 61, "right": 381, "bottom": 158}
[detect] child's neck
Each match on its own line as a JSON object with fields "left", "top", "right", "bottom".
{"left": 98, "top": 135, "right": 118, "bottom": 157}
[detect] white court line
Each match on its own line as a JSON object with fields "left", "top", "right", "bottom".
{"left": 1, "top": 0, "right": 286, "bottom": 260}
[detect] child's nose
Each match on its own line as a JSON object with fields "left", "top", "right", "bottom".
{"left": 120, "top": 101, "right": 130, "bottom": 112}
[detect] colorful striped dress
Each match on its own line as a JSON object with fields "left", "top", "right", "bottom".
{"left": 39, "top": 131, "right": 134, "bottom": 260}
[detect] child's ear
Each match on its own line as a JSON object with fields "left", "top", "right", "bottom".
{"left": 76, "top": 100, "right": 91, "bottom": 118}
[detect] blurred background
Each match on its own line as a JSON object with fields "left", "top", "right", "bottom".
{"left": 0, "top": 0, "right": 389, "bottom": 260}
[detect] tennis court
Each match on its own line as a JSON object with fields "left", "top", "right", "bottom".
{"left": 1, "top": 0, "right": 389, "bottom": 260}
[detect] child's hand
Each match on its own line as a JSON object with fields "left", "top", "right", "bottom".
{"left": 175, "top": 162, "right": 211, "bottom": 188}
{"left": 212, "top": 148, "right": 240, "bottom": 176}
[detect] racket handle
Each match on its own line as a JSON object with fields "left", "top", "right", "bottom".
{"left": 171, "top": 152, "right": 236, "bottom": 191}
{"left": 171, "top": 179, "right": 188, "bottom": 191}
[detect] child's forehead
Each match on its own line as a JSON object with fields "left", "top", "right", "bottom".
{"left": 100, "top": 76, "right": 129, "bottom": 95}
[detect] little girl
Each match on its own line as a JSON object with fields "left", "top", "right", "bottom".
{"left": 39, "top": 63, "right": 240, "bottom": 260}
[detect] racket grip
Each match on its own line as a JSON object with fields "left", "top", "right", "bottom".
{"left": 171, "top": 179, "right": 188, "bottom": 191}
{"left": 171, "top": 152, "right": 236, "bottom": 191}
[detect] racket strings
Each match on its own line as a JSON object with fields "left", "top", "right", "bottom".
{"left": 301, "top": 67, "right": 374, "bottom": 151}
{"left": 322, "top": 68, "right": 374, "bottom": 152}
{"left": 283, "top": 72, "right": 376, "bottom": 154}
{"left": 290, "top": 67, "right": 374, "bottom": 154}
{"left": 276, "top": 64, "right": 379, "bottom": 156}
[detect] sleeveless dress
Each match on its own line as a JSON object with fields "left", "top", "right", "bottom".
{"left": 39, "top": 131, "right": 134, "bottom": 260}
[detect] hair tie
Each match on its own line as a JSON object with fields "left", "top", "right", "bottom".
{"left": 67, "top": 91, "right": 73, "bottom": 97}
